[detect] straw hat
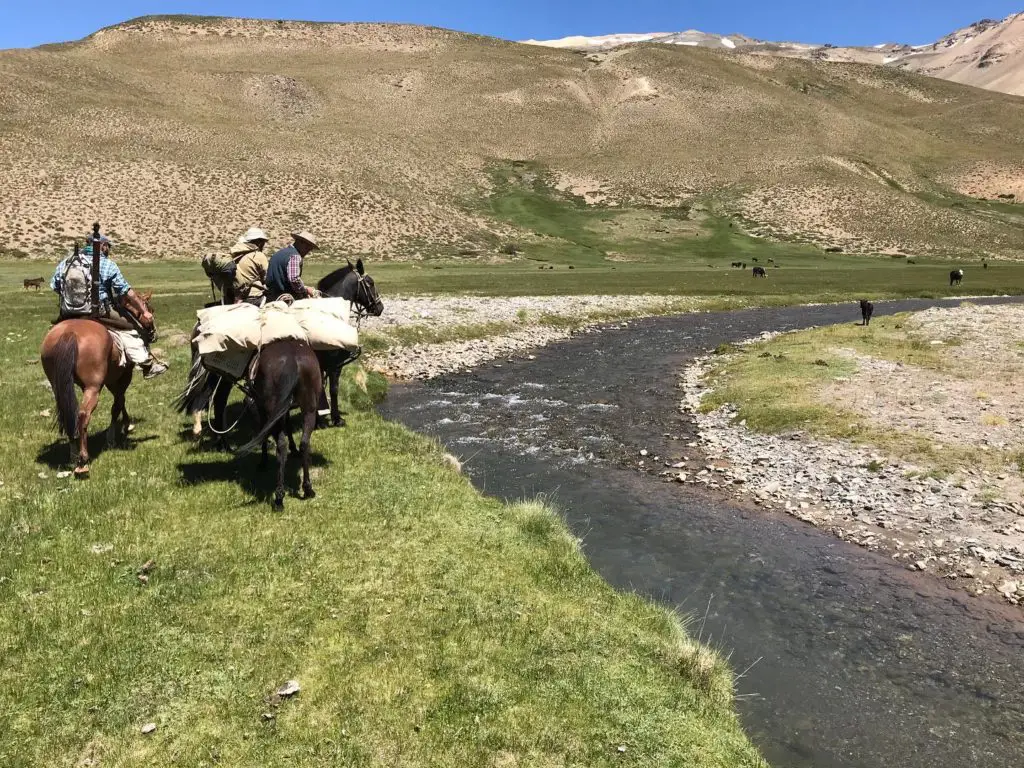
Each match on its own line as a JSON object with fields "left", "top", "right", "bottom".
{"left": 243, "top": 227, "right": 269, "bottom": 243}
{"left": 292, "top": 231, "right": 319, "bottom": 249}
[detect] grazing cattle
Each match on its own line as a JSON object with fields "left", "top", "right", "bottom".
{"left": 767, "top": 258, "right": 775, "bottom": 264}
{"left": 752, "top": 266, "right": 767, "bottom": 278}
{"left": 731, "top": 261, "right": 743, "bottom": 268}
{"left": 983, "top": 262, "right": 988, "bottom": 270}
{"left": 23, "top": 277, "right": 43, "bottom": 290}
{"left": 950, "top": 269, "right": 964, "bottom": 286}
{"left": 859, "top": 299, "right": 874, "bottom": 326}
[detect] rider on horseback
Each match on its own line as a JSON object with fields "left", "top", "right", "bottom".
{"left": 50, "top": 228, "right": 168, "bottom": 379}
{"left": 266, "top": 231, "right": 322, "bottom": 302}
{"left": 232, "top": 227, "right": 271, "bottom": 305}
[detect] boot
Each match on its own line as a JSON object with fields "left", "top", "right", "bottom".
{"left": 141, "top": 359, "right": 169, "bottom": 379}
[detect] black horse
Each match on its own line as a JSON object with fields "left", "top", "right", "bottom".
{"left": 315, "top": 259, "right": 384, "bottom": 426}
{"left": 752, "top": 266, "right": 767, "bottom": 278}
{"left": 859, "top": 299, "right": 874, "bottom": 326}
{"left": 235, "top": 340, "right": 323, "bottom": 509}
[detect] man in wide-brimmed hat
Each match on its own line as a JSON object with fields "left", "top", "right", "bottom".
{"left": 266, "top": 231, "right": 321, "bottom": 302}
{"left": 231, "top": 227, "right": 271, "bottom": 305}
{"left": 202, "top": 226, "right": 270, "bottom": 305}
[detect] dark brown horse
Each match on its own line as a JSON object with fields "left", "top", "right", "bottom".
{"left": 233, "top": 340, "right": 323, "bottom": 509}
{"left": 39, "top": 292, "right": 154, "bottom": 477}
{"left": 316, "top": 259, "right": 384, "bottom": 426}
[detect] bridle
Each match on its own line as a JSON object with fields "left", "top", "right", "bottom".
{"left": 346, "top": 273, "right": 378, "bottom": 327}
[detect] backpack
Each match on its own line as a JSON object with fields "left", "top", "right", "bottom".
{"left": 59, "top": 249, "right": 93, "bottom": 317}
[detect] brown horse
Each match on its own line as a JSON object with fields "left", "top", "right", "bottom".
{"left": 40, "top": 293, "right": 154, "bottom": 477}
{"left": 233, "top": 339, "right": 323, "bottom": 509}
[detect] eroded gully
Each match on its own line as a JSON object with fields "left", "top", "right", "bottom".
{"left": 378, "top": 297, "right": 1024, "bottom": 768}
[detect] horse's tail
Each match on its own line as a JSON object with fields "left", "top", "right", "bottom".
{"left": 234, "top": 355, "right": 301, "bottom": 456}
{"left": 174, "top": 354, "right": 213, "bottom": 415}
{"left": 49, "top": 334, "right": 79, "bottom": 438}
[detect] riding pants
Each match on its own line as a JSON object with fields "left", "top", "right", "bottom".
{"left": 111, "top": 330, "right": 154, "bottom": 367}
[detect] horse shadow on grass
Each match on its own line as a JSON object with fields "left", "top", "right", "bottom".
{"left": 36, "top": 418, "right": 158, "bottom": 469}
{"left": 177, "top": 448, "right": 330, "bottom": 505}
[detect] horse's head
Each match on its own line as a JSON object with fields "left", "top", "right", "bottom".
{"left": 349, "top": 259, "right": 384, "bottom": 317}
{"left": 318, "top": 259, "right": 384, "bottom": 318}
{"left": 131, "top": 290, "right": 158, "bottom": 340}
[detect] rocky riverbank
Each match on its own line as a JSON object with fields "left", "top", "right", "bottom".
{"left": 363, "top": 294, "right": 697, "bottom": 379}
{"left": 678, "top": 305, "right": 1024, "bottom": 606}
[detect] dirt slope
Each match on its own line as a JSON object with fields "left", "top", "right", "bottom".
{"left": 1, "top": 15, "right": 1024, "bottom": 260}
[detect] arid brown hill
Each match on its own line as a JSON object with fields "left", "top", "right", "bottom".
{"left": 2, "top": 15, "right": 1023, "bottom": 260}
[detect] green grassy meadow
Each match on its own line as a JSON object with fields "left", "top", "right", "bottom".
{"left": 0, "top": 275, "right": 766, "bottom": 765}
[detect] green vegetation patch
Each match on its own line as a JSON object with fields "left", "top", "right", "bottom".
{"left": 0, "top": 273, "right": 763, "bottom": 766}
{"left": 699, "top": 315, "right": 1007, "bottom": 475}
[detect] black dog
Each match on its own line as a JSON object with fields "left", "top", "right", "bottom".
{"left": 859, "top": 299, "right": 874, "bottom": 326}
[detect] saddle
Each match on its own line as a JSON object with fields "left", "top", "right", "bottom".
{"left": 52, "top": 310, "right": 135, "bottom": 332}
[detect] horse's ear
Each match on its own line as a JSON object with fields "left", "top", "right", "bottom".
{"left": 346, "top": 258, "right": 354, "bottom": 269}
{"left": 141, "top": 290, "right": 153, "bottom": 303}
{"left": 356, "top": 258, "right": 365, "bottom": 275}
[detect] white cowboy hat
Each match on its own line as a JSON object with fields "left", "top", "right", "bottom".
{"left": 292, "top": 231, "right": 319, "bottom": 249}
{"left": 243, "top": 227, "right": 269, "bottom": 243}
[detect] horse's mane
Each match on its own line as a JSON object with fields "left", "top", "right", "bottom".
{"left": 317, "top": 264, "right": 355, "bottom": 296}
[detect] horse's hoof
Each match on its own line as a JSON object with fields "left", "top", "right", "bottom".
{"left": 272, "top": 496, "right": 285, "bottom": 511}
{"left": 303, "top": 486, "right": 316, "bottom": 500}
{"left": 331, "top": 417, "right": 346, "bottom": 428}
{"left": 127, "top": 424, "right": 136, "bottom": 434}
{"left": 74, "top": 466, "right": 90, "bottom": 479}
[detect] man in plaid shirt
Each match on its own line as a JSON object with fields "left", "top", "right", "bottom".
{"left": 51, "top": 235, "right": 168, "bottom": 378}
{"left": 266, "top": 231, "right": 321, "bottom": 302}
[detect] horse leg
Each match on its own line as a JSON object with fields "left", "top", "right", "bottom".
{"left": 192, "top": 410, "right": 203, "bottom": 437}
{"left": 273, "top": 428, "right": 288, "bottom": 510}
{"left": 301, "top": 409, "right": 316, "bottom": 499}
{"left": 286, "top": 413, "right": 299, "bottom": 455}
{"left": 75, "top": 386, "right": 101, "bottom": 477}
{"left": 330, "top": 369, "right": 344, "bottom": 427}
{"left": 212, "top": 377, "right": 232, "bottom": 451}
{"left": 107, "top": 392, "right": 124, "bottom": 447}
{"left": 106, "top": 369, "right": 133, "bottom": 446}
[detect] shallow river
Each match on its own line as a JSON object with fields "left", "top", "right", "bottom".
{"left": 379, "top": 297, "right": 1024, "bottom": 767}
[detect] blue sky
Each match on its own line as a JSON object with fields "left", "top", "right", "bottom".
{"left": 3, "top": 1, "right": 1022, "bottom": 50}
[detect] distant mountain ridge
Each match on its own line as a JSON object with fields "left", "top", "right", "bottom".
{"left": 1, "top": 14, "right": 1023, "bottom": 261}
{"left": 523, "top": 12, "right": 1024, "bottom": 97}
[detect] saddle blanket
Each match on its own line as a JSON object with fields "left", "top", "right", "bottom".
{"left": 194, "top": 297, "right": 359, "bottom": 358}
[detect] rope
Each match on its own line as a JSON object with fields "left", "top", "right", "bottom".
{"left": 204, "top": 375, "right": 253, "bottom": 436}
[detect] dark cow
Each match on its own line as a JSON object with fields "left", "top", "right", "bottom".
{"left": 950, "top": 269, "right": 964, "bottom": 286}
{"left": 859, "top": 299, "right": 874, "bottom": 326}
{"left": 23, "top": 277, "right": 44, "bottom": 290}
{"left": 752, "top": 266, "right": 767, "bottom": 278}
